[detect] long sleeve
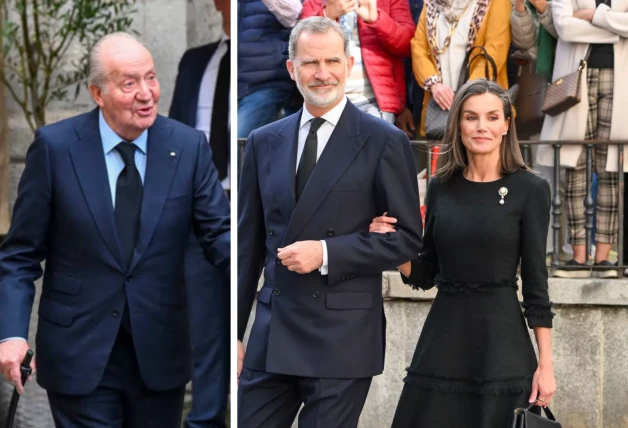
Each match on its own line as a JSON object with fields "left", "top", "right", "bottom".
{"left": 591, "top": 3, "right": 628, "bottom": 38}
{"left": 552, "top": 0, "right": 619, "bottom": 43}
{"left": 192, "top": 132, "right": 231, "bottom": 278}
{"left": 262, "top": 0, "right": 303, "bottom": 28}
{"left": 401, "top": 179, "right": 439, "bottom": 290}
{"left": 361, "top": 0, "right": 416, "bottom": 57}
{"left": 325, "top": 131, "right": 423, "bottom": 285}
{"left": 300, "top": 0, "right": 326, "bottom": 18}
{"left": 538, "top": 3, "right": 558, "bottom": 39}
{"left": 520, "top": 177, "right": 554, "bottom": 329}
{"left": 511, "top": 7, "right": 538, "bottom": 50}
{"left": 468, "top": 0, "right": 512, "bottom": 84}
{"left": 237, "top": 131, "right": 267, "bottom": 340}
{"left": 411, "top": 9, "right": 439, "bottom": 88}
{"left": 0, "top": 133, "right": 51, "bottom": 340}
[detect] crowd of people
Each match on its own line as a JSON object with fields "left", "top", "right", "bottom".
{"left": 237, "top": 0, "right": 628, "bottom": 278}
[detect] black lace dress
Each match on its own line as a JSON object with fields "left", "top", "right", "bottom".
{"left": 391, "top": 169, "right": 554, "bottom": 428}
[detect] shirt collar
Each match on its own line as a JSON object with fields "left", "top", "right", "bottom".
{"left": 99, "top": 110, "right": 148, "bottom": 155}
{"left": 300, "top": 96, "right": 348, "bottom": 130}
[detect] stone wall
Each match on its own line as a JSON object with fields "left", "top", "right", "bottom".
{"left": 243, "top": 274, "right": 628, "bottom": 428}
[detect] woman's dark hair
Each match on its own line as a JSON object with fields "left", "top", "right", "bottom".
{"left": 434, "top": 79, "right": 528, "bottom": 180}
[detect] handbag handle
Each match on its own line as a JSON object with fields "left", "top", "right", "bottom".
{"left": 524, "top": 403, "right": 558, "bottom": 421}
{"left": 457, "top": 45, "right": 498, "bottom": 90}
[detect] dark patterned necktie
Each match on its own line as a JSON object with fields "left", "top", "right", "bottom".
{"left": 210, "top": 41, "right": 230, "bottom": 180}
{"left": 114, "top": 142, "right": 142, "bottom": 267}
{"left": 296, "top": 118, "right": 326, "bottom": 201}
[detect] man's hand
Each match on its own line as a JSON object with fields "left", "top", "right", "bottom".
{"left": 324, "top": 0, "right": 359, "bottom": 20}
{"left": 277, "top": 241, "right": 323, "bottom": 274}
{"left": 395, "top": 108, "right": 416, "bottom": 138}
{"left": 355, "top": 0, "right": 378, "bottom": 23}
{"left": 573, "top": 8, "right": 595, "bottom": 21}
{"left": 0, "top": 340, "right": 34, "bottom": 394}
{"left": 237, "top": 340, "right": 244, "bottom": 386}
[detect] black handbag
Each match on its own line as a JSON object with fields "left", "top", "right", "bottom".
{"left": 425, "top": 46, "right": 498, "bottom": 141}
{"left": 510, "top": 404, "right": 562, "bottom": 428}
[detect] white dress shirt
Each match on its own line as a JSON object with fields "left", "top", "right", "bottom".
{"left": 196, "top": 33, "right": 231, "bottom": 190}
{"left": 297, "top": 96, "right": 348, "bottom": 275}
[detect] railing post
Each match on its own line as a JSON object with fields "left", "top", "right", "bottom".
{"left": 584, "top": 144, "right": 595, "bottom": 265}
{"left": 522, "top": 144, "right": 531, "bottom": 167}
{"left": 618, "top": 143, "right": 624, "bottom": 278}
{"left": 552, "top": 144, "right": 562, "bottom": 267}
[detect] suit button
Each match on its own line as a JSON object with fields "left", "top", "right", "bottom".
{"left": 269, "top": 228, "right": 274, "bottom": 235}
{"left": 273, "top": 289, "right": 281, "bottom": 296}
{"left": 111, "top": 309, "right": 120, "bottom": 317}
{"left": 312, "top": 291, "right": 320, "bottom": 298}
{"left": 327, "top": 229, "right": 335, "bottom": 236}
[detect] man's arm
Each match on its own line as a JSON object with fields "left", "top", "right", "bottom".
{"left": 262, "top": 0, "right": 303, "bottom": 27}
{"left": 324, "top": 131, "right": 423, "bottom": 285}
{"left": 0, "top": 132, "right": 51, "bottom": 341}
{"left": 0, "top": 132, "right": 50, "bottom": 393}
{"left": 191, "top": 132, "right": 231, "bottom": 278}
{"left": 237, "top": 131, "right": 267, "bottom": 340}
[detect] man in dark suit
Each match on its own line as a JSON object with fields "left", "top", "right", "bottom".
{"left": 237, "top": 17, "right": 423, "bottom": 428}
{"left": 0, "top": 32, "right": 230, "bottom": 427}
{"left": 168, "top": 0, "right": 230, "bottom": 426}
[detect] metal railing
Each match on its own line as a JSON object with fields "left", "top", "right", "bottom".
{"left": 237, "top": 138, "right": 626, "bottom": 277}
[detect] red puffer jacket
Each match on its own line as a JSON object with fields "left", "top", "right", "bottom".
{"left": 301, "top": 0, "right": 415, "bottom": 114}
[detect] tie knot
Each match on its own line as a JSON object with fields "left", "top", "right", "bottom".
{"left": 309, "top": 118, "right": 325, "bottom": 133}
{"left": 115, "top": 142, "right": 137, "bottom": 166}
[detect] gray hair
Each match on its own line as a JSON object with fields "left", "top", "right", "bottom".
{"left": 288, "top": 17, "right": 350, "bottom": 61}
{"left": 88, "top": 32, "right": 143, "bottom": 89}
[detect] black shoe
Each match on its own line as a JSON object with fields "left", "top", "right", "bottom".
{"left": 552, "top": 259, "right": 591, "bottom": 278}
{"left": 593, "top": 260, "right": 618, "bottom": 279}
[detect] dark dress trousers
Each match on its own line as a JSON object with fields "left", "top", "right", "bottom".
{"left": 169, "top": 42, "right": 231, "bottom": 428}
{"left": 237, "top": 100, "right": 423, "bottom": 427}
{"left": 0, "top": 109, "right": 230, "bottom": 425}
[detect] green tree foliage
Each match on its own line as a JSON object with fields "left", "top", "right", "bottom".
{"left": 0, "top": 0, "right": 137, "bottom": 131}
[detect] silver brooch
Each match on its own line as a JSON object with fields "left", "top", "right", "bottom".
{"left": 498, "top": 187, "right": 508, "bottom": 205}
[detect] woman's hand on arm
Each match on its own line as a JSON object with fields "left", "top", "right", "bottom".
{"left": 369, "top": 213, "right": 412, "bottom": 274}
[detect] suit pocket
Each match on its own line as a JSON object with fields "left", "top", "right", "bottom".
{"left": 257, "top": 285, "right": 274, "bottom": 304}
{"left": 325, "top": 291, "right": 373, "bottom": 310}
{"left": 48, "top": 272, "right": 82, "bottom": 295}
{"left": 38, "top": 299, "right": 77, "bottom": 327}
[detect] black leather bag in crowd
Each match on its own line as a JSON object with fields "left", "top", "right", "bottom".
{"left": 425, "top": 46, "right": 498, "bottom": 141}
{"left": 510, "top": 404, "right": 562, "bottom": 428}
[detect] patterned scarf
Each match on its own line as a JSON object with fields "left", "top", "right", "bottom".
{"left": 426, "top": 0, "right": 491, "bottom": 75}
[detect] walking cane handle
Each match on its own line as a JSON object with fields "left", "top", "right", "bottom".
{"left": 19, "top": 350, "right": 34, "bottom": 385}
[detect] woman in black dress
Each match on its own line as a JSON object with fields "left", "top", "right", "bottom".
{"left": 371, "top": 79, "right": 557, "bottom": 427}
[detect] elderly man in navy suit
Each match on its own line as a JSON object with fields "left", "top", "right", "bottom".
{"left": 237, "top": 16, "right": 423, "bottom": 428}
{"left": 0, "top": 32, "right": 230, "bottom": 427}
{"left": 168, "top": 0, "right": 231, "bottom": 426}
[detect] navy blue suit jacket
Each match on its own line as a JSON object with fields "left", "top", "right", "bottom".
{"left": 238, "top": 101, "right": 423, "bottom": 379}
{"left": 169, "top": 43, "right": 218, "bottom": 128}
{"left": 0, "top": 109, "right": 230, "bottom": 395}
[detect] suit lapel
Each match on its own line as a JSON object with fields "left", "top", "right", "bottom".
{"left": 70, "top": 109, "right": 124, "bottom": 269}
{"left": 270, "top": 111, "right": 301, "bottom": 223}
{"left": 283, "top": 102, "right": 368, "bottom": 246}
{"left": 129, "top": 116, "right": 181, "bottom": 271}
